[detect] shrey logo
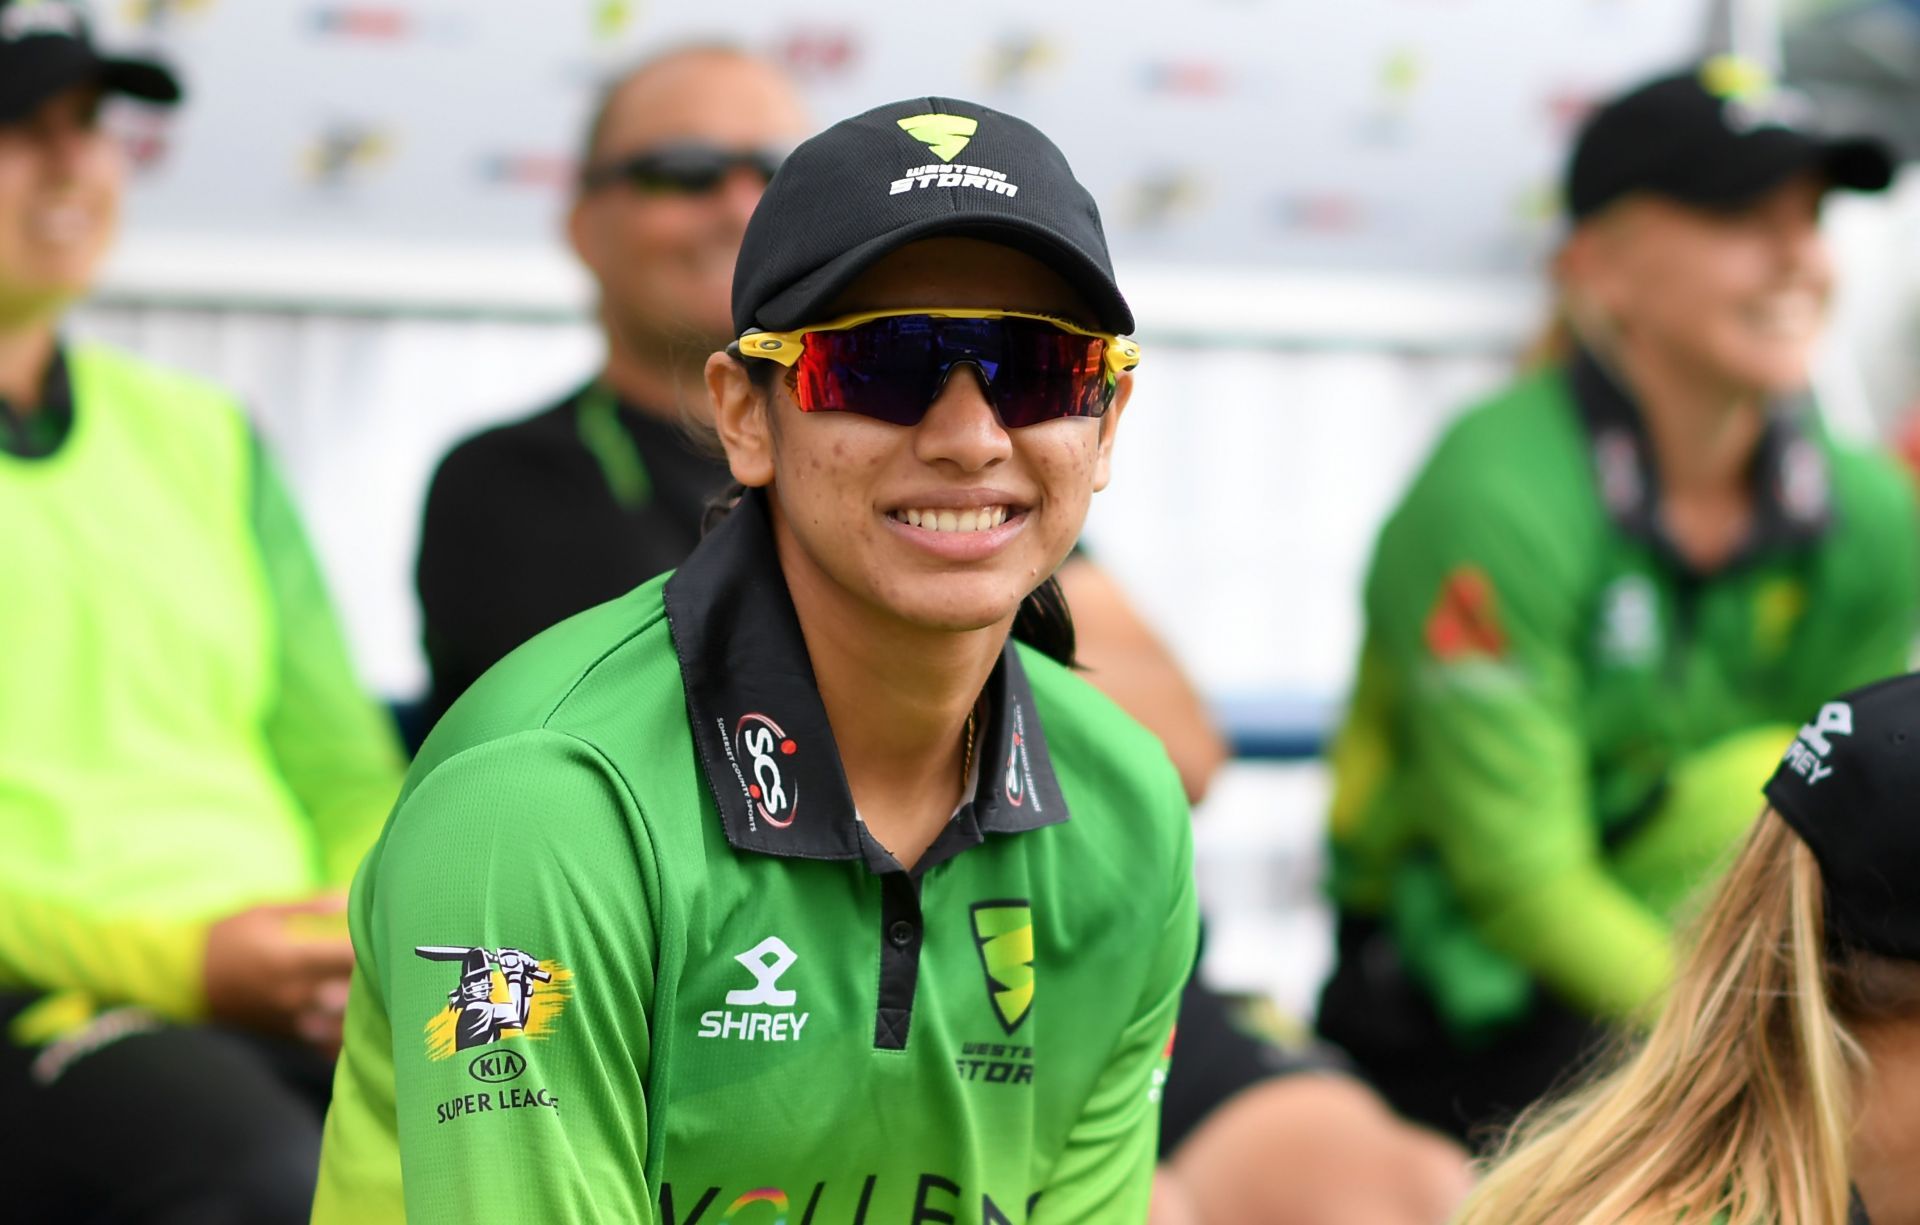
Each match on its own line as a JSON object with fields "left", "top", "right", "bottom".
{"left": 726, "top": 937, "right": 799, "bottom": 1007}
{"left": 971, "top": 901, "right": 1035, "bottom": 1034}
{"left": 734, "top": 713, "right": 799, "bottom": 828}
{"left": 416, "top": 945, "right": 573, "bottom": 1061}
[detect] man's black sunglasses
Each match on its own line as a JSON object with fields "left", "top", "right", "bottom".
{"left": 580, "top": 142, "right": 788, "bottom": 195}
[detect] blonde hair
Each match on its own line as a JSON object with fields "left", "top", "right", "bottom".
{"left": 1458, "top": 811, "right": 1920, "bottom": 1225}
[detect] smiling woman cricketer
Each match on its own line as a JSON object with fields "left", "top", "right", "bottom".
{"left": 1318, "top": 59, "right": 1919, "bottom": 1147}
{"left": 313, "top": 98, "right": 1197, "bottom": 1223}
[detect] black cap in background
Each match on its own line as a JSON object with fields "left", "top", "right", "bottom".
{"left": 0, "top": 0, "right": 180, "bottom": 125}
{"left": 1766, "top": 672, "right": 1920, "bottom": 963}
{"left": 731, "top": 97, "right": 1132, "bottom": 338}
{"left": 1567, "top": 56, "right": 1894, "bottom": 221}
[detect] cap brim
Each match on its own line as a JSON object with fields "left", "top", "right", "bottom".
{"left": 0, "top": 45, "right": 180, "bottom": 124}
{"left": 99, "top": 56, "right": 183, "bottom": 106}
{"left": 752, "top": 211, "right": 1135, "bottom": 336}
{"left": 1659, "top": 129, "right": 1895, "bottom": 210}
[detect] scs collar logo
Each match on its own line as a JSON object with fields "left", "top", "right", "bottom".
{"left": 1004, "top": 703, "right": 1039, "bottom": 811}
{"left": 733, "top": 712, "right": 799, "bottom": 829}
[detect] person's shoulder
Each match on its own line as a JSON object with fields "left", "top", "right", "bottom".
{"left": 68, "top": 341, "right": 244, "bottom": 428}
{"left": 1374, "top": 365, "right": 1601, "bottom": 580}
{"left": 1407, "top": 365, "right": 1592, "bottom": 514}
{"left": 1017, "top": 645, "right": 1187, "bottom": 830}
{"left": 417, "top": 572, "right": 681, "bottom": 769}
{"left": 1821, "top": 430, "right": 1918, "bottom": 544}
{"left": 427, "top": 391, "right": 587, "bottom": 497}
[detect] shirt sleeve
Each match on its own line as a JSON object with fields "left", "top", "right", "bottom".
{"left": 0, "top": 890, "right": 209, "bottom": 1020}
{"left": 250, "top": 436, "right": 407, "bottom": 886}
{"left": 315, "top": 730, "right": 658, "bottom": 1225}
{"left": 1369, "top": 483, "right": 1673, "bottom": 1022}
{"left": 1032, "top": 768, "right": 1198, "bottom": 1223}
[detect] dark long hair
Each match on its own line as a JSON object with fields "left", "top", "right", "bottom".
{"left": 714, "top": 355, "right": 1076, "bottom": 666}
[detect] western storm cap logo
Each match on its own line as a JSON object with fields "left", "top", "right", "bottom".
{"left": 734, "top": 713, "right": 799, "bottom": 828}
{"left": 416, "top": 944, "right": 574, "bottom": 1060}
{"left": 897, "top": 112, "right": 978, "bottom": 161}
{"left": 726, "top": 936, "right": 799, "bottom": 1007}
{"left": 971, "top": 901, "right": 1035, "bottom": 1034}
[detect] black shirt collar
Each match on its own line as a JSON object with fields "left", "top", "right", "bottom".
{"left": 0, "top": 346, "right": 74, "bottom": 460}
{"left": 663, "top": 487, "right": 1069, "bottom": 868}
{"left": 1568, "top": 346, "right": 1832, "bottom": 575}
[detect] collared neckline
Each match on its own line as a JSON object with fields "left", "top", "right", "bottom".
{"left": 662, "top": 486, "right": 1070, "bottom": 869}
{"left": 1567, "top": 347, "right": 1832, "bottom": 576}
{"left": 0, "top": 345, "right": 74, "bottom": 461}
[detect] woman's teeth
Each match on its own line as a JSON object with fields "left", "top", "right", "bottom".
{"left": 891, "top": 506, "right": 1010, "bottom": 533}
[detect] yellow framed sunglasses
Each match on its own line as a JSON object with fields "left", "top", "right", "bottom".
{"left": 732, "top": 307, "right": 1141, "bottom": 427}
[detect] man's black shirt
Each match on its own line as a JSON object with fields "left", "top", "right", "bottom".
{"left": 416, "top": 381, "right": 730, "bottom": 725}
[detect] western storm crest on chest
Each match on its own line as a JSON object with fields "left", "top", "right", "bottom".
{"left": 970, "top": 902, "right": 1035, "bottom": 1033}
{"left": 726, "top": 712, "right": 800, "bottom": 829}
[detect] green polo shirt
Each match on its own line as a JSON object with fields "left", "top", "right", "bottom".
{"left": 1328, "top": 350, "right": 1918, "bottom": 1036}
{"left": 314, "top": 488, "right": 1198, "bottom": 1224}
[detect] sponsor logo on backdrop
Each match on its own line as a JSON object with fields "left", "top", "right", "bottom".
{"left": 119, "top": 0, "right": 217, "bottom": 30}
{"left": 1119, "top": 170, "right": 1206, "bottom": 231}
{"left": 478, "top": 151, "right": 575, "bottom": 190}
{"left": 1139, "top": 60, "right": 1231, "bottom": 97}
{"left": 302, "top": 121, "right": 394, "bottom": 188}
{"left": 981, "top": 33, "right": 1057, "bottom": 91}
{"left": 776, "top": 27, "right": 860, "bottom": 81}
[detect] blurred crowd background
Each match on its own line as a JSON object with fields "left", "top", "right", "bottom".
{"left": 64, "top": 0, "right": 1920, "bottom": 1018}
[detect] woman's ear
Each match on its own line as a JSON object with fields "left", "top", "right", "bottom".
{"left": 1090, "top": 370, "right": 1132, "bottom": 493}
{"left": 706, "top": 351, "right": 776, "bottom": 487}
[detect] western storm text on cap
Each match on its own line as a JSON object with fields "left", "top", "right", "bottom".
{"left": 889, "top": 164, "right": 1020, "bottom": 197}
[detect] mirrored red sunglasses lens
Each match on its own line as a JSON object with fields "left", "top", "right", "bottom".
{"left": 792, "top": 316, "right": 1110, "bottom": 428}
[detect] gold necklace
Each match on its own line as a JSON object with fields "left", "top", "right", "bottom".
{"left": 961, "top": 707, "right": 978, "bottom": 793}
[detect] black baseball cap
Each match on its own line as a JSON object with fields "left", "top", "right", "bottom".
{"left": 1566, "top": 58, "right": 1894, "bottom": 221}
{"left": 0, "top": 0, "right": 180, "bottom": 126}
{"left": 1765, "top": 673, "right": 1920, "bottom": 963}
{"left": 731, "top": 97, "right": 1132, "bottom": 338}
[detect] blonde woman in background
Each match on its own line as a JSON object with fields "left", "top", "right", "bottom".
{"left": 1460, "top": 673, "right": 1920, "bottom": 1225}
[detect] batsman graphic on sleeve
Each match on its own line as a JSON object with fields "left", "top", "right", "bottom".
{"left": 416, "top": 944, "right": 573, "bottom": 1057}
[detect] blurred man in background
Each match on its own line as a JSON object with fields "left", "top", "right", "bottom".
{"left": 1320, "top": 58, "right": 1917, "bottom": 1148}
{"left": 0, "top": 4, "right": 405, "bottom": 1219}
{"left": 414, "top": 44, "right": 1467, "bottom": 1225}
